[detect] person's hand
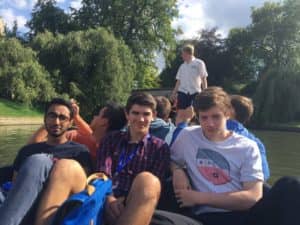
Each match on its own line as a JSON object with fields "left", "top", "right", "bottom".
{"left": 105, "top": 195, "right": 125, "bottom": 223}
{"left": 172, "top": 168, "right": 191, "bottom": 191}
{"left": 170, "top": 91, "right": 177, "bottom": 102}
{"left": 174, "top": 189, "right": 199, "bottom": 207}
{"left": 70, "top": 98, "right": 80, "bottom": 117}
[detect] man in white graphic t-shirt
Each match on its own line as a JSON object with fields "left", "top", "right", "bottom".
{"left": 171, "top": 44, "right": 208, "bottom": 124}
{"left": 170, "top": 87, "right": 300, "bottom": 225}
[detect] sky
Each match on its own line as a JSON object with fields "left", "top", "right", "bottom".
{"left": 1, "top": 0, "right": 281, "bottom": 38}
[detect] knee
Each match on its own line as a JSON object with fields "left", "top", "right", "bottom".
{"left": 276, "top": 176, "right": 300, "bottom": 190}
{"left": 132, "top": 172, "right": 161, "bottom": 201}
{"left": 50, "top": 159, "right": 86, "bottom": 183}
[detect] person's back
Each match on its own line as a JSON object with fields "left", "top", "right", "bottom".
{"left": 150, "top": 96, "right": 175, "bottom": 145}
{"left": 150, "top": 118, "right": 175, "bottom": 145}
{"left": 228, "top": 95, "right": 270, "bottom": 180}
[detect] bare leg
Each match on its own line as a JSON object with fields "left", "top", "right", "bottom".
{"left": 116, "top": 172, "right": 161, "bottom": 225}
{"left": 34, "top": 159, "right": 87, "bottom": 225}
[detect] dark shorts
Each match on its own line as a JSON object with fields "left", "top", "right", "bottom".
{"left": 177, "top": 92, "right": 199, "bottom": 110}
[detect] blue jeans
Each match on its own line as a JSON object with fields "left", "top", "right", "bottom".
{"left": 0, "top": 154, "right": 53, "bottom": 225}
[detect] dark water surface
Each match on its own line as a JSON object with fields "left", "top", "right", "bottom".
{"left": 0, "top": 126, "right": 299, "bottom": 183}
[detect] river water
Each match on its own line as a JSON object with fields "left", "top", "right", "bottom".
{"left": 0, "top": 125, "right": 299, "bottom": 184}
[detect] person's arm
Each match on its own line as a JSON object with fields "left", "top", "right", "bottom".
{"left": 170, "top": 161, "right": 191, "bottom": 190}
{"left": 27, "top": 125, "right": 48, "bottom": 144}
{"left": 105, "top": 195, "right": 125, "bottom": 223}
{"left": 71, "top": 99, "right": 93, "bottom": 135}
{"left": 170, "top": 130, "right": 191, "bottom": 190}
{"left": 201, "top": 76, "right": 207, "bottom": 89}
{"left": 171, "top": 80, "right": 181, "bottom": 102}
{"left": 200, "top": 60, "right": 208, "bottom": 90}
{"left": 73, "top": 115, "right": 93, "bottom": 135}
{"left": 175, "top": 180, "right": 263, "bottom": 210}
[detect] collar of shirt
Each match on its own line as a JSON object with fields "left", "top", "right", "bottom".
{"left": 184, "top": 56, "right": 195, "bottom": 64}
{"left": 122, "top": 131, "right": 151, "bottom": 147}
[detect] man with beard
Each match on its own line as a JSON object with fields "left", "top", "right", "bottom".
{"left": 0, "top": 98, "right": 92, "bottom": 225}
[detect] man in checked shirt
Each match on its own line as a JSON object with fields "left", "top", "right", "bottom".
{"left": 97, "top": 92, "right": 170, "bottom": 225}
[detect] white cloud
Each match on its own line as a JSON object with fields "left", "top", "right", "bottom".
{"left": 9, "top": 0, "right": 28, "bottom": 9}
{"left": 173, "top": 0, "right": 281, "bottom": 39}
{"left": 0, "top": 0, "right": 37, "bottom": 9}
{"left": 70, "top": 0, "right": 82, "bottom": 10}
{"left": 173, "top": 0, "right": 207, "bottom": 39}
{"left": 0, "top": 8, "right": 27, "bottom": 31}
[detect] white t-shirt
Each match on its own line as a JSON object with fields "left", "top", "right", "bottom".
{"left": 171, "top": 126, "right": 264, "bottom": 214}
{"left": 176, "top": 57, "right": 208, "bottom": 94}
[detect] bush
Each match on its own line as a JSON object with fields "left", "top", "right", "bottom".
{"left": 32, "top": 28, "right": 136, "bottom": 118}
{"left": 0, "top": 38, "right": 56, "bottom": 105}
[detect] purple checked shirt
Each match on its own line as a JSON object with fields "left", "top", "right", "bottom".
{"left": 96, "top": 130, "right": 170, "bottom": 197}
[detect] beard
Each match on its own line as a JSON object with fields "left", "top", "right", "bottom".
{"left": 45, "top": 124, "right": 68, "bottom": 138}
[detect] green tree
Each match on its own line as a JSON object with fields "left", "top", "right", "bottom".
{"left": 31, "top": 28, "right": 136, "bottom": 117}
{"left": 27, "top": 0, "right": 71, "bottom": 37}
{"left": 253, "top": 65, "right": 300, "bottom": 123}
{"left": 250, "top": 0, "right": 300, "bottom": 69}
{"left": 0, "top": 38, "right": 56, "bottom": 105}
{"left": 72, "top": 0, "right": 179, "bottom": 86}
{"left": 248, "top": 0, "right": 300, "bottom": 123}
{"left": 5, "top": 20, "right": 18, "bottom": 38}
{"left": 160, "top": 43, "right": 184, "bottom": 88}
{"left": 140, "top": 67, "right": 161, "bottom": 89}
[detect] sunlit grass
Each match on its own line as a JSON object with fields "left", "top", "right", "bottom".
{"left": 0, "top": 98, "right": 42, "bottom": 117}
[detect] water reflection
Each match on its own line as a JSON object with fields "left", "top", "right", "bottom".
{"left": 0, "top": 125, "right": 40, "bottom": 165}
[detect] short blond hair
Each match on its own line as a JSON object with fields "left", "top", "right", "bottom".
{"left": 182, "top": 44, "right": 194, "bottom": 56}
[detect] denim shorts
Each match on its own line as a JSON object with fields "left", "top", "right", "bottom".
{"left": 177, "top": 92, "right": 199, "bottom": 109}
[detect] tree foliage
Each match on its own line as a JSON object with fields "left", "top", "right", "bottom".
{"left": 31, "top": 28, "right": 136, "bottom": 117}
{"left": 0, "top": 38, "right": 56, "bottom": 105}
{"left": 72, "top": 0, "right": 179, "bottom": 86}
{"left": 26, "top": 0, "right": 178, "bottom": 88}
{"left": 253, "top": 65, "right": 300, "bottom": 123}
{"left": 74, "top": 0, "right": 178, "bottom": 57}
{"left": 250, "top": 0, "right": 300, "bottom": 68}
{"left": 27, "top": 0, "right": 71, "bottom": 37}
{"left": 249, "top": 0, "right": 300, "bottom": 123}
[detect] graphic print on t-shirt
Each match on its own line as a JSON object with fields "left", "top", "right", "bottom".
{"left": 196, "top": 148, "right": 231, "bottom": 185}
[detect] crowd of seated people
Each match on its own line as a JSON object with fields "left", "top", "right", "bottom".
{"left": 1, "top": 87, "right": 300, "bottom": 225}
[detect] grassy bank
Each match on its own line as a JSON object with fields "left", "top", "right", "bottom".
{"left": 0, "top": 98, "right": 42, "bottom": 117}
{"left": 251, "top": 121, "right": 300, "bottom": 132}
